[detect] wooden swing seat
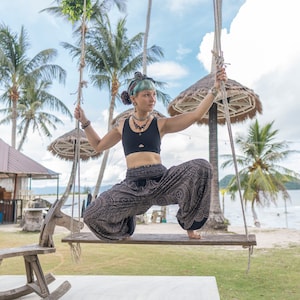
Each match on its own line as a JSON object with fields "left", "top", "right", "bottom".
{"left": 62, "top": 231, "right": 256, "bottom": 247}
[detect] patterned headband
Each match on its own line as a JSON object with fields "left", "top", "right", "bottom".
{"left": 121, "top": 72, "right": 156, "bottom": 105}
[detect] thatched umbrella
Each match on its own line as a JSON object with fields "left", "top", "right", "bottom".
{"left": 47, "top": 128, "right": 102, "bottom": 161}
{"left": 168, "top": 73, "right": 262, "bottom": 230}
{"left": 168, "top": 73, "right": 262, "bottom": 124}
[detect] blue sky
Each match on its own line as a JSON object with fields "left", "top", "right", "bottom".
{"left": 1, "top": 0, "right": 300, "bottom": 189}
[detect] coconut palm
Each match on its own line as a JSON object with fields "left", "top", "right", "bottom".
{"left": 62, "top": 12, "right": 166, "bottom": 197}
{"left": 41, "top": 0, "right": 127, "bottom": 24}
{"left": 0, "top": 24, "right": 66, "bottom": 149}
{"left": 221, "top": 119, "right": 300, "bottom": 227}
{"left": 15, "top": 79, "right": 72, "bottom": 151}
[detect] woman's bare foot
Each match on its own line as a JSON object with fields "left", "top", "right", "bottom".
{"left": 187, "top": 230, "right": 201, "bottom": 239}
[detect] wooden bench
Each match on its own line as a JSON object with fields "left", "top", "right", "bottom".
{"left": 0, "top": 245, "right": 71, "bottom": 299}
{"left": 0, "top": 199, "right": 82, "bottom": 299}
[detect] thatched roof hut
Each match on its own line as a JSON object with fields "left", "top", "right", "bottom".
{"left": 168, "top": 73, "right": 262, "bottom": 124}
{"left": 47, "top": 128, "right": 101, "bottom": 161}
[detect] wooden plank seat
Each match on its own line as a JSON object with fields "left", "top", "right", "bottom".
{"left": 0, "top": 245, "right": 71, "bottom": 299}
{"left": 62, "top": 232, "right": 257, "bottom": 247}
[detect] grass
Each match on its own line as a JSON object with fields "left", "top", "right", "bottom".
{"left": 0, "top": 230, "right": 300, "bottom": 300}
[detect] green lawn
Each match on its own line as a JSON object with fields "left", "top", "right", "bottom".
{"left": 0, "top": 230, "right": 299, "bottom": 300}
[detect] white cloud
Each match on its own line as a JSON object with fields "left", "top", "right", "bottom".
{"left": 148, "top": 61, "right": 189, "bottom": 81}
{"left": 176, "top": 44, "right": 192, "bottom": 60}
{"left": 160, "top": 124, "right": 210, "bottom": 168}
{"left": 197, "top": 0, "right": 300, "bottom": 136}
{"left": 197, "top": 31, "right": 217, "bottom": 73}
{"left": 198, "top": 0, "right": 300, "bottom": 82}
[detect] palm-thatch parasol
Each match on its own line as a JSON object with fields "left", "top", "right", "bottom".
{"left": 168, "top": 73, "right": 262, "bottom": 124}
{"left": 111, "top": 108, "right": 166, "bottom": 126}
{"left": 47, "top": 128, "right": 101, "bottom": 161}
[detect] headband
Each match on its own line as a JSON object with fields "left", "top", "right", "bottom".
{"left": 121, "top": 72, "right": 156, "bottom": 105}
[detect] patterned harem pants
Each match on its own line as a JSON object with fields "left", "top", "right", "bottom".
{"left": 84, "top": 159, "right": 212, "bottom": 241}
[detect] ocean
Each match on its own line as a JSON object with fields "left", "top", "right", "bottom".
{"left": 219, "top": 189, "right": 300, "bottom": 229}
{"left": 44, "top": 189, "right": 300, "bottom": 230}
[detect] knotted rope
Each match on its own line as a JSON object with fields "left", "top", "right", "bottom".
{"left": 212, "top": 0, "right": 253, "bottom": 273}
{"left": 69, "top": 0, "right": 89, "bottom": 263}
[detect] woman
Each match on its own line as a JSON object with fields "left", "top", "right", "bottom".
{"left": 74, "top": 68, "right": 227, "bottom": 241}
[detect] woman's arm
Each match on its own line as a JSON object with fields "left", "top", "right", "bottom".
{"left": 160, "top": 68, "right": 226, "bottom": 135}
{"left": 160, "top": 91, "right": 217, "bottom": 134}
{"left": 74, "top": 105, "right": 122, "bottom": 153}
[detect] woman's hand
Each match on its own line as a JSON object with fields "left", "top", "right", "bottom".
{"left": 74, "top": 105, "right": 88, "bottom": 124}
{"left": 214, "top": 67, "right": 227, "bottom": 89}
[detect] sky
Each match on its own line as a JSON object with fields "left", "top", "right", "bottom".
{"left": 1, "top": 0, "right": 300, "bottom": 191}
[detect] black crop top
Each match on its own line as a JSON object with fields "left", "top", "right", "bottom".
{"left": 122, "top": 117, "right": 161, "bottom": 156}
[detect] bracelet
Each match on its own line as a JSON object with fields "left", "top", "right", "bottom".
{"left": 209, "top": 87, "right": 219, "bottom": 98}
{"left": 81, "top": 120, "right": 91, "bottom": 130}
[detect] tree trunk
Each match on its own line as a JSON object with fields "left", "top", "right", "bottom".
{"left": 142, "top": 0, "right": 152, "bottom": 75}
{"left": 11, "top": 99, "right": 18, "bottom": 149}
{"left": 222, "top": 192, "right": 225, "bottom": 215}
{"left": 17, "top": 120, "right": 30, "bottom": 151}
{"left": 251, "top": 200, "right": 260, "bottom": 227}
{"left": 93, "top": 91, "right": 116, "bottom": 198}
{"left": 203, "top": 103, "right": 227, "bottom": 230}
{"left": 93, "top": 148, "right": 110, "bottom": 198}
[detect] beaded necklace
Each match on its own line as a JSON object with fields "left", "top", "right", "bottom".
{"left": 131, "top": 116, "right": 151, "bottom": 132}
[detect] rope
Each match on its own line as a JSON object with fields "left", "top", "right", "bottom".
{"left": 69, "top": 0, "right": 88, "bottom": 262}
{"left": 212, "top": 0, "right": 252, "bottom": 273}
{"left": 69, "top": 242, "right": 82, "bottom": 263}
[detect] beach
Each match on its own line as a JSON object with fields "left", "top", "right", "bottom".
{"left": 1, "top": 222, "right": 299, "bottom": 249}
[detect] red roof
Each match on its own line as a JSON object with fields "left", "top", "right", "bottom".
{"left": 0, "top": 138, "right": 59, "bottom": 179}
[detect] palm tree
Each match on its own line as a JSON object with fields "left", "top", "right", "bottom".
{"left": 221, "top": 119, "right": 300, "bottom": 227}
{"left": 62, "top": 13, "right": 166, "bottom": 197}
{"left": 0, "top": 24, "right": 66, "bottom": 149}
{"left": 41, "top": 0, "right": 127, "bottom": 24}
{"left": 208, "top": 102, "right": 226, "bottom": 230}
{"left": 15, "top": 80, "right": 72, "bottom": 151}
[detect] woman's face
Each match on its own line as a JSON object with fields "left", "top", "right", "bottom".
{"left": 132, "top": 89, "right": 157, "bottom": 112}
